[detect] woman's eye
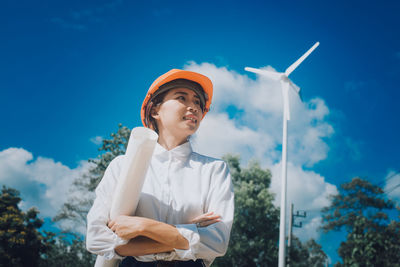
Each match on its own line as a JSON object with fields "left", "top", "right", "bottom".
{"left": 177, "top": 96, "right": 185, "bottom": 101}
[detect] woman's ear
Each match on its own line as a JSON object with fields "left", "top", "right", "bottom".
{"left": 150, "top": 105, "right": 160, "bottom": 120}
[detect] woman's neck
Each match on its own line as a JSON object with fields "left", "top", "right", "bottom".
{"left": 157, "top": 130, "right": 188, "bottom": 151}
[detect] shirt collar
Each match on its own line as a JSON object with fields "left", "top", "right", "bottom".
{"left": 153, "top": 141, "right": 193, "bottom": 161}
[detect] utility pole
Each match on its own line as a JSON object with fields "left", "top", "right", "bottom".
{"left": 287, "top": 203, "right": 294, "bottom": 264}
{"left": 287, "top": 203, "right": 307, "bottom": 267}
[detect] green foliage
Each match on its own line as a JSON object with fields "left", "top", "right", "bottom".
{"left": 322, "top": 177, "right": 400, "bottom": 266}
{"left": 322, "top": 177, "right": 394, "bottom": 233}
{"left": 288, "top": 237, "right": 327, "bottom": 267}
{"left": 213, "top": 155, "right": 280, "bottom": 266}
{"left": 334, "top": 216, "right": 400, "bottom": 267}
{"left": 39, "top": 232, "right": 96, "bottom": 267}
{"left": 0, "top": 186, "right": 46, "bottom": 267}
{"left": 86, "top": 123, "right": 131, "bottom": 191}
{"left": 0, "top": 185, "right": 96, "bottom": 267}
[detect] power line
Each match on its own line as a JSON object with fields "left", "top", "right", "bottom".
{"left": 378, "top": 169, "right": 400, "bottom": 187}
{"left": 385, "top": 183, "right": 400, "bottom": 194}
{"left": 381, "top": 170, "right": 400, "bottom": 195}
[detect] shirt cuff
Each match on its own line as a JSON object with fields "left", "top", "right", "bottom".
{"left": 103, "top": 234, "right": 129, "bottom": 260}
{"left": 174, "top": 224, "right": 200, "bottom": 260}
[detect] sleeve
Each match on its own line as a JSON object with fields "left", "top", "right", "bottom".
{"left": 174, "top": 161, "right": 235, "bottom": 263}
{"left": 86, "top": 156, "right": 128, "bottom": 260}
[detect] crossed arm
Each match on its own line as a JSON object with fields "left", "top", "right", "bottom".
{"left": 108, "top": 212, "right": 221, "bottom": 257}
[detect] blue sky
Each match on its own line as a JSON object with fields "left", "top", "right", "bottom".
{"left": 1, "top": 0, "right": 400, "bottom": 264}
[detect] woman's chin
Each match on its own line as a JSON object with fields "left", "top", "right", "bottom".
{"left": 180, "top": 121, "right": 198, "bottom": 132}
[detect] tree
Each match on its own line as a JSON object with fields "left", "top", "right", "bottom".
{"left": 304, "top": 239, "right": 328, "bottom": 267}
{"left": 321, "top": 177, "right": 400, "bottom": 266}
{"left": 0, "top": 186, "right": 46, "bottom": 267}
{"left": 288, "top": 236, "right": 328, "bottom": 267}
{"left": 213, "top": 155, "right": 280, "bottom": 266}
{"left": 0, "top": 185, "right": 96, "bottom": 267}
{"left": 39, "top": 232, "right": 96, "bottom": 267}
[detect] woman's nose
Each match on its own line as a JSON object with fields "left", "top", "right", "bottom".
{"left": 188, "top": 105, "right": 198, "bottom": 113}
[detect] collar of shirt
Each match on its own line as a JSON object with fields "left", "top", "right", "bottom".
{"left": 153, "top": 141, "right": 193, "bottom": 162}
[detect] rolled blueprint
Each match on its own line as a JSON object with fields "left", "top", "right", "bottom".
{"left": 110, "top": 127, "right": 158, "bottom": 219}
{"left": 95, "top": 127, "right": 158, "bottom": 267}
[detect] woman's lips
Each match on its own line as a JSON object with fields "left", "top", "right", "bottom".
{"left": 183, "top": 115, "right": 197, "bottom": 123}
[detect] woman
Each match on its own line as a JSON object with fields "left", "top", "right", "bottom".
{"left": 86, "top": 69, "right": 234, "bottom": 267}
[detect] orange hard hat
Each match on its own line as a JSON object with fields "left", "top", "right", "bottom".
{"left": 141, "top": 69, "right": 213, "bottom": 128}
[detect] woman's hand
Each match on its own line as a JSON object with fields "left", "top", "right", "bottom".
{"left": 190, "top": 211, "right": 221, "bottom": 228}
{"left": 108, "top": 215, "right": 144, "bottom": 240}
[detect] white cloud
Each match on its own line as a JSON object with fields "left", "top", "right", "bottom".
{"left": 0, "top": 147, "right": 92, "bottom": 218}
{"left": 384, "top": 170, "right": 400, "bottom": 202}
{"left": 296, "top": 216, "right": 323, "bottom": 241}
{"left": 90, "top": 135, "right": 104, "bottom": 145}
{"left": 186, "top": 62, "right": 338, "bottom": 241}
{"left": 270, "top": 162, "right": 338, "bottom": 240}
{"left": 193, "top": 112, "right": 277, "bottom": 166}
{"left": 270, "top": 163, "right": 338, "bottom": 211}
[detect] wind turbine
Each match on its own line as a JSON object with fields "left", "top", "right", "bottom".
{"left": 245, "top": 41, "right": 319, "bottom": 267}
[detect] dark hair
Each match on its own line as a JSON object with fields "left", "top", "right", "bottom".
{"left": 148, "top": 90, "right": 169, "bottom": 134}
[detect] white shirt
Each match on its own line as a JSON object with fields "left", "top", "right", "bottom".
{"left": 86, "top": 141, "right": 234, "bottom": 266}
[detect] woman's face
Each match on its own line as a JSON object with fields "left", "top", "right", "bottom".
{"left": 152, "top": 87, "right": 204, "bottom": 139}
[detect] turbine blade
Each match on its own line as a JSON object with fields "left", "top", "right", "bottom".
{"left": 245, "top": 67, "right": 282, "bottom": 80}
{"left": 289, "top": 81, "right": 303, "bottom": 102}
{"left": 281, "top": 80, "right": 291, "bottom": 121}
{"left": 289, "top": 81, "right": 300, "bottom": 94}
{"left": 298, "top": 90, "right": 304, "bottom": 102}
{"left": 285, "top": 42, "right": 320, "bottom": 76}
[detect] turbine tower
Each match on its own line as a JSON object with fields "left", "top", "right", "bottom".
{"left": 245, "top": 41, "right": 319, "bottom": 267}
